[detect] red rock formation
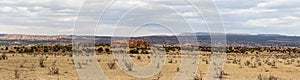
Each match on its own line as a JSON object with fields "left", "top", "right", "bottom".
{"left": 129, "top": 40, "right": 151, "bottom": 48}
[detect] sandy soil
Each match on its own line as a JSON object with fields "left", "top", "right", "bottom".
{"left": 0, "top": 53, "right": 299, "bottom": 80}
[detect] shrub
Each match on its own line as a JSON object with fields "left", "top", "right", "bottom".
{"left": 194, "top": 73, "right": 203, "bottom": 80}
{"left": 107, "top": 62, "right": 116, "bottom": 69}
{"left": 296, "top": 60, "right": 300, "bottom": 67}
{"left": 245, "top": 60, "right": 251, "bottom": 66}
{"left": 71, "top": 59, "right": 75, "bottom": 64}
{"left": 232, "top": 58, "right": 237, "bottom": 64}
{"left": 20, "top": 60, "right": 27, "bottom": 68}
{"left": 125, "top": 61, "right": 133, "bottom": 71}
{"left": 77, "top": 62, "right": 83, "bottom": 69}
{"left": 205, "top": 60, "right": 209, "bottom": 64}
{"left": 291, "top": 59, "right": 295, "bottom": 63}
{"left": 239, "top": 63, "right": 243, "bottom": 68}
{"left": 49, "top": 60, "right": 59, "bottom": 75}
{"left": 15, "top": 69, "right": 20, "bottom": 79}
{"left": 286, "top": 60, "right": 291, "bottom": 65}
{"left": 137, "top": 55, "right": 141, "bottom": 60}
{"left": 168, "top": 58, "right": 173, "bottom": 63}
{"left": 271, "top": 62, "right": 277, "bottom": 68}
{"left": 258, "top": 62, "right": 262, "bottom": 66}
{"left": 156, "top": 72, "right": 163, "bottom": 80}
{"left": 49, "top": 65, "right": 59, "bottom": 75}
{"left": 147, "top": 56, "right": 151, "bottom": 59}
{"left": 268, "top": 74, "right": 279, "bottom": 80}
{"left": 0, "top": 53, "right": 8, "bottom": 60}
{"left": 257, "top": 74, "right": 262, "bottom": 80}
{"left": 157, "top": 62, "right": 160, "bottom": 69}
{"left": 39, "top": 57, "right": 46, "bottom": 67}
{"left": 30, "top": 64, "right": 35, "bottom": 71}
{"left": 221, "top": 70, "right": 228, "bottom": 75}
{"left": 129, "top": 55, "right": 135, "bottom": 58}
{"left": 251, "top": 63, "right": 257, "bottom": 68}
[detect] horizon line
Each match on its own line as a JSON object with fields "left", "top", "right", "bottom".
{"left": 0, "top": 32, "right": 299, "bottom": 37}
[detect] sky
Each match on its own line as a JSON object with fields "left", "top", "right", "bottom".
{"left": 0, "top": 0, "right": 299, "bottom": 36}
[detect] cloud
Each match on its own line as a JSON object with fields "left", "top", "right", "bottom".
{"left": 0, "top": 6, "right": 16, "bottom": 12}
{"left": 257, "top": 0, "right": 300, "bottom": 9}
{"left": 246, "top": 16, "right": 300, "bottom": 27}
{"left": 0, "top": 0, "right": 205, "bottom": 36}
{"left": 0, "top": 0, "right": 17, "bottom": 4}
{"left": 0, "top": 24, "right": 73, "bottom": 35}
{"left": 18, "top": 0, "right": 85, "bottom": 9}
{"left": 0, "top": 0, "right": 299, "bottom": 36}
{"left": 94, "top": 24, "right": 180, "bottom": 37}
{"left": 0, "top": 0, "right": 81, "bottom": 33}
{"left": 212, "top": 0, "right": 300, "bottom": 35}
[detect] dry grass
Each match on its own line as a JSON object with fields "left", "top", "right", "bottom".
{"left": 0, "top": 53, "right": 300, "bottom": 80}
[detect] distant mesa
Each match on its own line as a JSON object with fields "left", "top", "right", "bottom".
{"left": 181, "top": 32, "right": 285, "bottom": 36}
{"left": 257, "top": 34, "right": 283, "bottom": 36}
{"left": 0, "top": 34, "right": 6, "bottom": 36}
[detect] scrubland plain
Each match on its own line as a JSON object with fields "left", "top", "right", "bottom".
{"left": 0, "top": 52, "right": 300, "bottom": 80}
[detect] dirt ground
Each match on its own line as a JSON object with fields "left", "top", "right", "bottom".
{"left": 0, "top": 53, "right": 300, "bottom": 80}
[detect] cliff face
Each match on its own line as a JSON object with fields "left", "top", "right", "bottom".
{"left": 0, "top": 34, "right": 71, "bottom": 40}
{"left": 129, "top": 40, "right": 151, "bottom": 48}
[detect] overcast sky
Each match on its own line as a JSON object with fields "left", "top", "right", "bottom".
{"left": 0, "top": 0, "right": 299, "bottom": 36}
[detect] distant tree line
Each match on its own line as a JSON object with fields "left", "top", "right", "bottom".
{"left": 1, "top": 43, "right": 299, "bottom": 56}
{"left": 0, "top": 45, "right": 72, "bottom": 54}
